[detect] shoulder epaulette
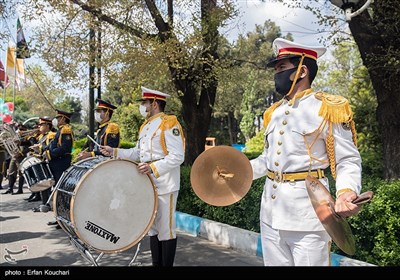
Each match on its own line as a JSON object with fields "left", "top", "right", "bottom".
{"left": 315, "top": 92, "right": 353, "bottom": 123}
{"left": 263, "top": 100, "right": 283, "bottom": 128}
{"left": 161, "top": 115, "right": 179, "bottom": 130}
{"left": 48, "top": 131, "right": 56, "bottom": 140}
{"left": 60, "top": 124, "right": 73, "bottom": 134}
{"left": 106, "top": 123, "right": 120, "bottom": 134}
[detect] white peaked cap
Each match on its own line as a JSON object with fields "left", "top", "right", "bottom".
{"left": 267, "top": 38, "right": 327, "bottom": 67}
{"left": 139, "top": 86, "right": 171, "bottom": 101}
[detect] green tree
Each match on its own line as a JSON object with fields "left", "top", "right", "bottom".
{"left": 213, "top": 20, "right": 284, "bottom": 144}
{"left": 13, "top": 0, "right": 239, "bottom": 165}
{"left": 317, "top": 40, "right": 382, "bottom": 177}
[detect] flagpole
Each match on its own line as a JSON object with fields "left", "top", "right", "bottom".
{"left": 2, "top": 52, "right": 6, "bottom": 123}
{"left": 12, "top": 49, "right": 17, "bottom": 120}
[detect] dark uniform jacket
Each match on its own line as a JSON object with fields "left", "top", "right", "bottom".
{"left": 91, "top": 121, "right": 120, "bottom": 156}
{"left": 33, "top": 131, "right": 56, "bottom": 159}
{"left": 44, "top": 124, "right": 73, "bottom": 181}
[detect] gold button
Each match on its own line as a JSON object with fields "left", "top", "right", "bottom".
{"left": 277, "top": 150, "right": 281, "bottom": 155}
{"left": 278, "top": 141, "right": 282, "bottom": 145}
{"left": 279, "top": 130, "right": 284, "bottom": 135}
{"left": 285, "top": 110, "right": 290, "bottom": 115}
{"left": 271, "top": 194, "right": 276, "bottom": 199}
{"left": 282, "top": 120, "right": 287, "bottom": 125}
{"left": 275, "top": 162, "right": 279, "bottom": 166}
{"left": 273, "top": 184, "right": 277, "bottom": 189}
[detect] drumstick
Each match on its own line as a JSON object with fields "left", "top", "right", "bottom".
{"left": 87, "top": 135, "right": 101, "bottom": 147}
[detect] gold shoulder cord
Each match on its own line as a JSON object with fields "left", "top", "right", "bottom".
{"left": 316, "top": 92, "right": 356, "bottom": 179}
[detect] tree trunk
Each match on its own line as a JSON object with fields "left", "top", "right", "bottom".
{"left": 349, "top": 0, "right": 400, "bottom": 179}
{"left": 172, "top": 0, "right": 219, "bottom": 165}
{"left": 176, "top": 76, "right": 216, "bottom": 165}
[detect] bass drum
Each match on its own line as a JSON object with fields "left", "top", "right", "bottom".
{"left": 54, "top": 156, "right": 157, "bottom": 254}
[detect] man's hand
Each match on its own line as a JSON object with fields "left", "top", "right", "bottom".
{"left": 99, "top": 145, "right": 113, "bottom": 157}
{"left": 76, "top": 151, "right": 91, "bottom": 161}
{"left": 137, "top": 162, "right": 152, "bottom": 174}
{"left": 29, "top": 144, "right": 40, "bottom": 153}
{"left": 42, "top": 151, "right": 49, "bottom": 161}
{"left": 334, "top": 190, "right": 361, "bottom": 218}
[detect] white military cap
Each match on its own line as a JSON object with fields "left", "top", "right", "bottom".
{"left": 267, "top": 38, "right": 327, "bottom": 67}
{"left": 139, "top": 86, "right": 171, "bottom": 101}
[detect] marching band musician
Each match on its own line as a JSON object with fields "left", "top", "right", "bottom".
{"left": 100, "top": 86, "right": 185, "bottom": 267}
{"left": 250, "top": 38, "right": 362, "bottom": 266}
{"left": 30, "top": 117, "right": 56, "bottom": 208}
{"left": 40, "top": 110, "right": 74, "bottom": 223}
{"left": 0, "top": 143, "right": 9, "bottom": 190}
{"left": 76, "top": 98, "right": 120, "bottom": 161}
{"left": 2, "top": 123, "right": 38, "bottom": 195}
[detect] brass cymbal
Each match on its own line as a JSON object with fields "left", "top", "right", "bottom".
{"left": 306, "top": 176, "right": 374, "bottom": 255}
{"left": 190, "top": 146, "right": 252, "bottom": 207}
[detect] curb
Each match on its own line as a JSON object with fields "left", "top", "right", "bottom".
{"left": 176, "top": 211, "right": 375, "bottom": 266}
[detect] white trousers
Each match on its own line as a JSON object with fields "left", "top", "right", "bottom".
{"left": 148, "top": 191, "right": 178, "bottom": 241}
{"left": 260, "top": 221, "right": 331, "bottom": 266}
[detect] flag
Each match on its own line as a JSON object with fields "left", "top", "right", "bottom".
{"left": 6, "top": 43, "right": 26, "bottom": 90}
{"left": 0, "top": 59, "right": 9, "bottom": 89}
{"left": 16, "top": 18, "right": 30, "bottom": 59}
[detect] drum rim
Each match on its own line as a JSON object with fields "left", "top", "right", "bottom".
{"left": 54, "top": 157, "right": 158, "bottom": 254}
{"left": 19, "top": 155, "right": 42, "bottom": 172}
{"left": 21, "top": 156, "right": 54, "bottom": 192}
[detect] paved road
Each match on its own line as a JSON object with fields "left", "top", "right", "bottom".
{"left": 0, "top": 184, "right": 263, "bottom": 269}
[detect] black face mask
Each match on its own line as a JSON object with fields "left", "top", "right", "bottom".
{"left": 274, "top": 67, "right": 303, "bottom": 95}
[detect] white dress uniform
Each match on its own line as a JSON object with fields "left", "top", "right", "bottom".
{"left": 114, "top": 112, "right": 185, "bottom": 195}
{"left": 251, "top": 38, "right": 362, "bottom": 266}
{"left": 113, "top": 87, "right": 185, "bottom": 252}
{"left": 251, "top": 90, "right": 362, "bottom": 232}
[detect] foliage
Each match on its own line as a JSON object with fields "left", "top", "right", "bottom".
{"left": 345, "top": 177, "right": 400, "bottom": 266}
{"left": 212, "top": 21, "right": 282, "bottom": 144}
{"left": 244, "top": 128, "right": 264, "bottom": 154}
{"left": 55, "top": 95, "right": 83, "bottom": 124}
{"left": 112, "top": 103, "right": 142, "bottom": 143}
{"left": 317, "top": 40, "right": 382, "bottom": 177}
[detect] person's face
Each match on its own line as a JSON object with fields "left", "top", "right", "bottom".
{"left": 274, "top": 59, "right": 296, "bottom": 74}
{"left": 97, "top": 109, "right": 108, "bottom": 116}
{"left": 56, "top": 116, "right": 65, "bottom": 126}
{"left": 141, "top": 100, "right": 156, "bottom": 115}
{"left": 38, "top": 123, "right": 50, "bottom": 133}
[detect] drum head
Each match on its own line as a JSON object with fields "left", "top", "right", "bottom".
{"left": 20, "top": 156, "right": 41, "bottom": 172}
{"left": 70, "top": 159, "right": 157, "bottom": 253}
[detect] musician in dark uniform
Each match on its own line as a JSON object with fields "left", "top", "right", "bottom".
{"left": 77, "top": 99, "right": 120, "bottom": 160}
{"left": 0, "top": 146, "right": 8, "bottom": 189}
{"left": 29, "top": 117, "right": 56, "bottom": 207}
{"left": 41, "top": 110, "right": 74, "bottom": 216}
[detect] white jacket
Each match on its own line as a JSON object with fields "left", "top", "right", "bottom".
{"left": 251, "top": 90, "right": 362, "bottom": 231}
{"left": 114, "top": 113, "right": 185, "bottom": 195}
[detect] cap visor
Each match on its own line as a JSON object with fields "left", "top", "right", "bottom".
{"left": 266, "top": 54, "right": 301, "bottom": 68}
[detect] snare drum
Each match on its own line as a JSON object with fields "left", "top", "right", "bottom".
{"left": 19, "top": 156, "right": 55, "bottom": 192}
{"left": 54, "top": 156, "right": 157, "bottom": 254}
